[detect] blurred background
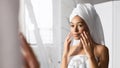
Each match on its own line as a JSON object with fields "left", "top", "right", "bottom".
{"left": 0, "top": 0, "right": 119, "bottom": 68}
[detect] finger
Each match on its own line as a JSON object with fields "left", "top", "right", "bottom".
{"left": 84, "top": 32, "right": 94, "bottom": 47}
{"left": 83, "top": 31, "right": 91, "bottom": 46}
{"left": 66, "top": 32, "right": 71, "bottom": 39}
{"left": 84, "top": 31, "right": 93, "bottom": 45}
{"left": 80, "top": 37, "right": 84, "bottom": 45}
{"left": 81, "top": 32, "right": 87, "bottom": 46}
{"left": 83, "top": 31, "right": 89, "bottom": 41}
{"left": 66, "top": 32, "right": 72, "bottom": 40}
{"left": 67, "top": 38, "right": 72, "bottom": 45}
{"left": 80, "top": 37, "right": 86, "bottom": 49}
{"left": 65, "top": 32, "right": 72, "bottom": 45}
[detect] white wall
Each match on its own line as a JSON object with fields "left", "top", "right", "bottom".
{"left": 94, "top": 2, "right": 112, "bottom": 68}
{"left": 112, "top": 1, "right": 120, "bottom": 68}
{"left": 0, "top": 0, "right": 22, "bottom": 68}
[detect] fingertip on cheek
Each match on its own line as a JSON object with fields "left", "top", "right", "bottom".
{"left": 80, "top": 33, "right": 83, "bottom": 37}
{"left": 80, "top": 38, "right": 82, "bottom": 41}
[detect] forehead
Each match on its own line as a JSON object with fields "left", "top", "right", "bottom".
{"left": 71, "top": 15, "right": 85, "bottom": 24}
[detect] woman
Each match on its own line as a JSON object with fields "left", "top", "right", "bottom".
{"left": 61, "top": 3, "right": 109, "bottom": 68}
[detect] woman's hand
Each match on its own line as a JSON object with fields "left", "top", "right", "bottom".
{"left": 61, "top": 33, "right": 72, "bottom": 68}
{"left": 63, "top": 32, "right": 72, "bottom": 57}
{"left": 80, "top": 31, "right": 95, "bottom": 58}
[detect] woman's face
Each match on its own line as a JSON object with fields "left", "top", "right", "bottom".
{"left": 70, "top": 15, "right": 88, "bottom": 40}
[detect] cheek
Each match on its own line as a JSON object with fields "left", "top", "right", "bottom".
{"left": 70, "top": 27, "right": 85, "bottom": 35}
{"left": 70, "top": 28, "right": 73, "bottom": 34}
{"left": 70, "top": 28, "right": 75, "bottom": 36}
{"left": 70, "top": 28, "right": 74, "bottom": 32}
{"left": 78, "top": 27, "right": 84, "bottom": 33}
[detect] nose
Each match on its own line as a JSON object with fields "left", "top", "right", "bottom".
{"left": 74, "top": 26, "right": 79, "bottom": 32}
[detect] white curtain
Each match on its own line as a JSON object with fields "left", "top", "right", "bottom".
{"left": 23, "top": 0, "right": 62, "bottom": 68}
{"left": 24, "top": 0, "right": 49, "bottom": 68}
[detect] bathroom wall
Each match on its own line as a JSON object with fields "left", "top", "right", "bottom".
{"left": 112, "top": 1, "right": 120, "bottom": 68}
{"left": 0, "top": 0, "right": 22, "bottom": 68}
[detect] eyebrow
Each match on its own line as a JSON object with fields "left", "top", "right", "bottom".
{"left": 70, "top": 22, "right": 83, "bottom": 24}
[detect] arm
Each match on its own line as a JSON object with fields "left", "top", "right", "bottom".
{"left": 88, "top": 55, "right": 99, "bottom": 68}
{"left": 97, "top": 46, "right": 109, "bottom": 68}
{"left": 61, "top": 54, "right": 68, "bottom": 68}
{"left": 20, "top": 33, "right": 40, "bottom": 68}
{"left": 86, "top": 45, "right": 109, "bottom": 68}
{"left": 61, "top": 33, "right": 71, "bottom": 68}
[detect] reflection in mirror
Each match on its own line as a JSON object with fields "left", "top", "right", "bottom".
{"left": 19, "top": 0, "right": 115, "bottom": 68}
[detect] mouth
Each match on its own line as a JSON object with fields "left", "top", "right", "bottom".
{"left": 73, "top": 34, "right": 80, "bottom": 37}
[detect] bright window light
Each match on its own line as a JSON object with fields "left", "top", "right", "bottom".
{"left": 25, "top": 0, "right": 53, "bottom": 44}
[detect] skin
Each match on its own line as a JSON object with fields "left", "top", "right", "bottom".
{"left": 61, "top": 15, "right": 109, "bottom": 68}
{"left": 19, "top": 33, "right": 40, "bottom": 68}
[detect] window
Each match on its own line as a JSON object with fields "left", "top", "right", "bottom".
{"left": 25, "top": 0, "right": 53, "bottom": 45}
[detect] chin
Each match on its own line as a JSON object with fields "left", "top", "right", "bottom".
{"left": 73, "top": 37, "right": 80, "bottom": 40}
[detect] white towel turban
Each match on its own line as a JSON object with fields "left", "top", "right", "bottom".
{"left": 70, "top": 3, "right": 105, "bottom": 45}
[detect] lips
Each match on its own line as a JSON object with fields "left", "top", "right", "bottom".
{"left": 73, "top": 33, "right": 80, "bottom": 37}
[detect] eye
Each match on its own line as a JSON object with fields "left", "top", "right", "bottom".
{"left": 78, "top": 24, "right": 83, "bottom": 27}
{"left": 70, "top": 25, "right": 74, "bottom": 27}
{"left": 70, "top": 24, "right": 74, "bottom": 27}
{"left": 79, "top": 25, "right": 83, "bottom": 27}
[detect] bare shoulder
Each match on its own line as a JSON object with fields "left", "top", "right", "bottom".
{"left": 96, "top": 45, "right": 109, "bottom": 54}
{"left": 95, "top": 44, "right": 109, "bottom": 57}
{"left": 95, "top": 45, "right": 109, "bottom": 67}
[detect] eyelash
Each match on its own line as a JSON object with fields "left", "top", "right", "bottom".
{"left": 70, "top": 25, "right": 74, "bottom": 27}
{"left": 79, "top": 24, "right": 83, "bottom": 27}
